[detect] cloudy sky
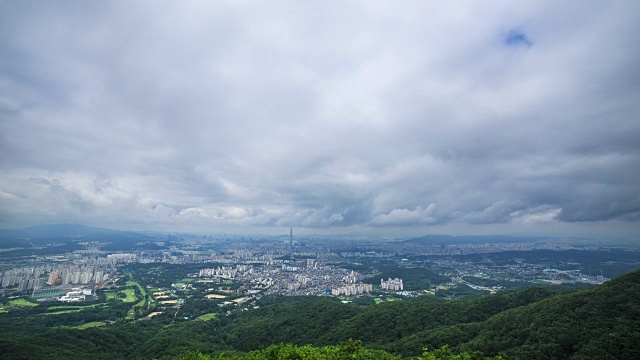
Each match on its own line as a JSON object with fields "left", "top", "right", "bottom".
{"left": 1, "top": 1, "right": 639, "bottom": 237}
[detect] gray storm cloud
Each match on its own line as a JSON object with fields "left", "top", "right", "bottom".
{"left": 1, "top": 1, "right": 639, "bottom": 236}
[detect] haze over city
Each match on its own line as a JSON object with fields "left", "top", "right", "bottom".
{"left": 1, "top": 1, "right": 639, "bottom": 238}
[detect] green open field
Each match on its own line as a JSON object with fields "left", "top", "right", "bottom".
{"left": 40, "top": 304, "right": 107, "bottom": 316}
{"left": 127, "top": 280, "right": 147, "bottom": 295}
{"left": 122, "top": 289, "right": 137, "bottom": 303}
{"left": 196, "top": 313, "right": 218, "bottom": 321}
{"left": 57, "top": 321, "right": 106, "bottom": 330}
{"left": 2, "top": 298, "right": 109, "bottom": 315}
{"left": 373, "top": 297, "right": 399, "bottom": 304}
{"left": 103, "top": 283, "right": 144, "bottom": 320}
{"left": 73, "top": 321, "right": 106, "bottom": 329}
{"left": 104, "top": 286, "right": 139, "bottom": 303}
{"left": 43, "top": 309, "right": 86, "bottom": 315}
{"left": 127, "top": 280, "right": 147, "bottom": 306}
{"left": 48, "top": 303, "right": 104, "bottom": 310}
{"left": 134, "top": 296, "right": 146, "bottom": 307}
{"left": 10, "top": 298, "right": 39, "bottom": 307}
{"left": 124, "top": 280, "right": 149, "bottom": 319}
{"left": 1, "top": 298, "right": 40, "bottom": 312}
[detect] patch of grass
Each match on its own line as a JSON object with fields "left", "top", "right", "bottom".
{"left": 134, "top": 298, "right": 146, "bottom": 308}
{"left": 49, "top": 303, "right": 104, "bottom": 310}
{"left": 122, "top": 289, "right": 137, "bottom": 303}
{"left": 9, "top": 298, "right": 39, "bottom": 307}
{"left": 196, "top": 313, "right": 218, "bottom": 321}
{"left": 58, "top": 321, "right": 106, "bottom": 329}
{"left": 134, "top": 295, "right": 146, "bottom": 308}
{"left": 74, "top": 321, "right": 106, "bottom": 329}
{"left": 48, "top": 306, "right": 83, "bottom": 310}
{"left": 126, "top": 280, "right": 147, "bottom": 296}
{"left": 132, "top": 287, "right": 147, "bottom": 308}
{"left": 126, "top": 280, "right": 147, "bottom": 309}
{"left": 39, "top": 303, "right": 106, "bottom": 316}
{"left": 122, "top": 280, "right": 151, "bottom": 320}
{"left": 42, "top": 309, "right": 82, "bottom": 315}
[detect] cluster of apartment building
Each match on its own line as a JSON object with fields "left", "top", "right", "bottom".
{"left": 0, "top": 260, "right": 117, "bottom": 296}
{"left": 380, "top": 278, "right": 404, "bottom": 291}
{"left": 198, "top": 265, "right": 253, "bottom": 279}
{"left": 106, "top": 253, "right": 137, "bottom": 262}
{"left": 331, "top": 283, "right": 373, "bottom": 296}
{"left": 46, "top": 264, "right": 112, "bottom": 286}
{"left": 1, "top": 266, "right": 48, "bottom": 292}
{"left": 342, "top": 270, "right": 359, "bottom": 284}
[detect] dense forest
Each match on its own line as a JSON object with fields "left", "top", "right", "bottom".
{"left": 176, "top": 341, "right": 505, "bottom": 360}
{"left": 1, "top": 270, "right": 639, "bottom": 359}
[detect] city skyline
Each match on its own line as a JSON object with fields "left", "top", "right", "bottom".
{"left": 1, "top": 2, "right": 639, "bottom": 238}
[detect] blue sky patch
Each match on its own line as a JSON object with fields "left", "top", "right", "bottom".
{"left": 505, "top": 29, "right": 533, "bottom": 47}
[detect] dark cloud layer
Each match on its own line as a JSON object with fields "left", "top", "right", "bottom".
{"left": 1, "top": 1, "right": 639, "bottom": 236}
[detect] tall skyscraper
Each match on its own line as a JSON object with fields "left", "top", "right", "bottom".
{"left": 290, "top": 228, "right": 293, "bottom": 250}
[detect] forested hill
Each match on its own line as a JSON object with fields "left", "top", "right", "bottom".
{"left": 458, "top": 268, "right": 640, "bottom": 359}
{"left": 1, "top": 271, "right": 639, "bottom": 359}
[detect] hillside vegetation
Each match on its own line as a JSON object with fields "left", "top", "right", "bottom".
{"left": 176, "top": 341, "right": 505, "bottom": 360}
{"left": 1, "top": 270, "right": 639, "bottom": 359}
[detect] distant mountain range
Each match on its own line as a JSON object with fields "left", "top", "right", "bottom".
{"left": 0, "top": 223, "right": 162, "bottom": 252}
{"left": 0, "top": 223, "right": 125, "bottom": 239}
{"left": 1, "top": 224, "right": 552, "bottom": 244}
{"left": 404, "top": 234, "right": 549, "bottom": 245}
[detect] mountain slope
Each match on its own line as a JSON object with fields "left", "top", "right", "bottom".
{"left": 1, "top": 270, "right": 639, "bottom": 359}
{"left": 0, "top": 223, "right": 122, "bottom": 238}
{"left": 456, "top": 269, "right": 640, "bottom": 359}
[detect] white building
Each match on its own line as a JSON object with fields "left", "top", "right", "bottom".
{"left": 381, "top": 278, "right": 403, "bottom": 291}
{"left": 331, "top": 283, "right": 373, "bottom": 296}
{"left": 58, "top": 287, "right": 94, "bottom": 302}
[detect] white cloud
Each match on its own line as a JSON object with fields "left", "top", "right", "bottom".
{"left": 0, "top": 1, "right": 639, "bottom": 236}
{"left": 510, "top": 207, "right": 562, "bottom": 225}
{"left": 371, "top": 205, "right": 438, "bottom": 226}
